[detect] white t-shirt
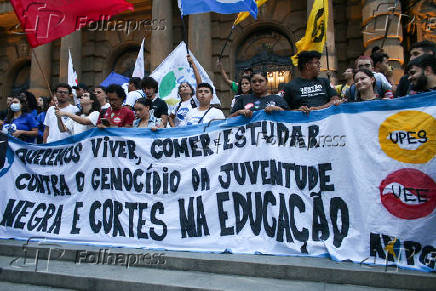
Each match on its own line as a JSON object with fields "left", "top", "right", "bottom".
{"left": 65, "top": 111, "right": 100, "bottom": 135}
{"left": 172, "top": 99, "right": 194, "bottom": 127}
{"left": 44, "top": 105, "right": 79, "bottom": 143}
{"left": 374, "top": 72, "right": 392, "bottom": 90}
{"left": 185, "top": 107, "right": 225, "bottom": 125}
{"left": 125, "top": 90, "right": 145, "bottom": 107}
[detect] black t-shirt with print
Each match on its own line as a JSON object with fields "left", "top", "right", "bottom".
{"left": 152, "top": 98, "right": 169, "bottom": 118}
{"left": 230, "top": 94, "right": 289, "bottom": 114}
{"left": 283, "top": 77, "right": 337, "bottom": 109}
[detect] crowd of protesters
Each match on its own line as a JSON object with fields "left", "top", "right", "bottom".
{"left": 0, "top": 40, "right": 435, "bottom": 144}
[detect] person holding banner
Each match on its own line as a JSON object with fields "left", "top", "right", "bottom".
{"left": 230, "top": 72, "right": 288, "bottom": 118}
{"left": 185, "top": 83, "right": 225, "bottom": 125}
{"left": 97, "top": 84, "right": 135, "bottom": 128}
{"left": 169, "top": 55, "right": 202, "bottom": 127}
{"left": 55, "top": 92, "right": 101, "bottom": 135}
{"left": 1, "top": 95, "right": 38, "bottom": 143}
{"left": 43, "top": 84, "right": 80, "bottom": 143}
{"left": 347, "top": 69, "right": 388, "bottom": 102}
{"left": 284, "top": 51, "right": 340, "bottom": 113}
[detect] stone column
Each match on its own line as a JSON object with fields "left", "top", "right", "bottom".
{"left": 59, "top": 30, "right": 82, "bottom": 83}
{"left": 362, "top": 0, "right": 404, "bottom": 83}
{"left": 151, "top": 0, "right": 174, "bottom": 71}
{"left": 189, "top": 13, "right": 213, "bottom": 80}
{"left": 29, "top": 43, "right": 52, "bottom": 97}
{"left": 307, "top": 0, "right": 337, "bottom": 77}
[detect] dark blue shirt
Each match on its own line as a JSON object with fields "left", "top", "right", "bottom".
{"left": 36, "top": 111, "right": 46, "bottom": 139}
{"left": 3, "top": 113, "right": 38, "bottom": 143}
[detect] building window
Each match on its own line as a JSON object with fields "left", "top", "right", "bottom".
{"left": 235, "top": 28, "right": 294, "bottom": 93}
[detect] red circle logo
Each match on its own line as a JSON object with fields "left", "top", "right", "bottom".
{"left": 379, "top": 168, "right": 436, "bottom": 220}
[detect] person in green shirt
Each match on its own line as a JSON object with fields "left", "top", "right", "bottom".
{"left": 216, "top": 59, "right": 252, "bottom": 93}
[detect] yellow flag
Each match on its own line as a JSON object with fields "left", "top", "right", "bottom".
{"left": 233, "top": 0, "right": 269, "bottom": 27}
{"left": 291, "top": 0, "right": 328, "bottom": 66}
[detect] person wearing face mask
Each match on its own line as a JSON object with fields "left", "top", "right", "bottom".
{"left": 133, "top": 98, "right": 161, "bottom": 129}
{"left": 55, "top": 92, "right": 101, "bottom": 135}
{"left": 2, "top": 95, "right": 38, "bottom": 143}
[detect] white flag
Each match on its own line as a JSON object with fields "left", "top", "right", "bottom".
{"left": 68, "top": 49, "right": 78, "bottom": 88}
{"left": 132, "top": 38, "right": 145, "bottom": 79}
{"left": 150, "top": 41, "right": 220, "bottom": 107}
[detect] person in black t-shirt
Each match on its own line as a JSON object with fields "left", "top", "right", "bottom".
{"left": 284, "top": 51, "right": 340, "bottom": 113}
{"left": 397, "top": 40, "right": 436, "bottom": 98}
{"left": 230, "top": 71, "right": 289, "bottom": 118}
{"left": 141, "top": 77, "right": 168, "bottom": 128}
{"left": 407, "top": 54, "right": 436, "bottom": 94}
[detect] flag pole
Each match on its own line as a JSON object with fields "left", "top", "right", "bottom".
{"left": 31, "top": 49, "right": 54, "bottom": 98}
{"left": 218, "top": 27, "right": 235, "bottom": 61}
{"left": 180, "top": 14, "right": 193, "bottom": 68}
{"left": 181, "top": 15, "right": 189, "bottom": 55}
{"left": 325, "top": 44, "right": 331, "bottom": 80}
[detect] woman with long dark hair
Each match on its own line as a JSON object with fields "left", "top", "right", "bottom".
{"left": 230, "top": 76, "right": 252, "bottom": 110}
{"left": 1, "top": 95, "right": 38, "bottom": 143}
{"left": 36, "top": 96, "right": 52, "bottom": 144}
{"left": 55, "top": 92, "right": 101, "bottom": 135}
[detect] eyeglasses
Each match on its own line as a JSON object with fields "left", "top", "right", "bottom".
{"left": 56, "top": 90, "right": 69, "bottom": 95}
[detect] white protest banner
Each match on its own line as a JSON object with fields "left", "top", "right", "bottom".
{"left": 0, "top": 93, "right": 435, "bottom": 272}
{"left": 150, "top": 41, "right": 220, "bottom": 107}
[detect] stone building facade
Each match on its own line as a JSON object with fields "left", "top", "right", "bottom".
{"left": 0, "top": 0, "right": 434, "bottom": 111}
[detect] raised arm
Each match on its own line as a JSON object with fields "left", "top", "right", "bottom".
{"left": 216, "top": 59, "right": 235, "bottom": 88}
{"left": 187, "top": 54, "right": 202, "bottom": 85}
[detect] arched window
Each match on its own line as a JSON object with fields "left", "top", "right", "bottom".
{"left": 112, "top": 46, "right": 148, "bottom": 77}
{"left": 235, "top": 28, "right": 294, "bottom": 93}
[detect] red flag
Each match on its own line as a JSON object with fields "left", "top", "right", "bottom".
{"left": 10, "top": 0, "right": 134, "bottom": 47}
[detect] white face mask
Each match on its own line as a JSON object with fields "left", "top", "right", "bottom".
{"left": 10, "top": 103, "right": 21, "bottom": 112}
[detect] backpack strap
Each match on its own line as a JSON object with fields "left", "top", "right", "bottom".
{"left": 350, "top": 84, "right": 357, "bottom": 102}
{"left": 190, "top": 98, "right": 197, "bottom": 108}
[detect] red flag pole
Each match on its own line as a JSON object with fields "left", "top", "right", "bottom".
{"left": 31, "top": 49, "right": 54, "bottom": 98}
